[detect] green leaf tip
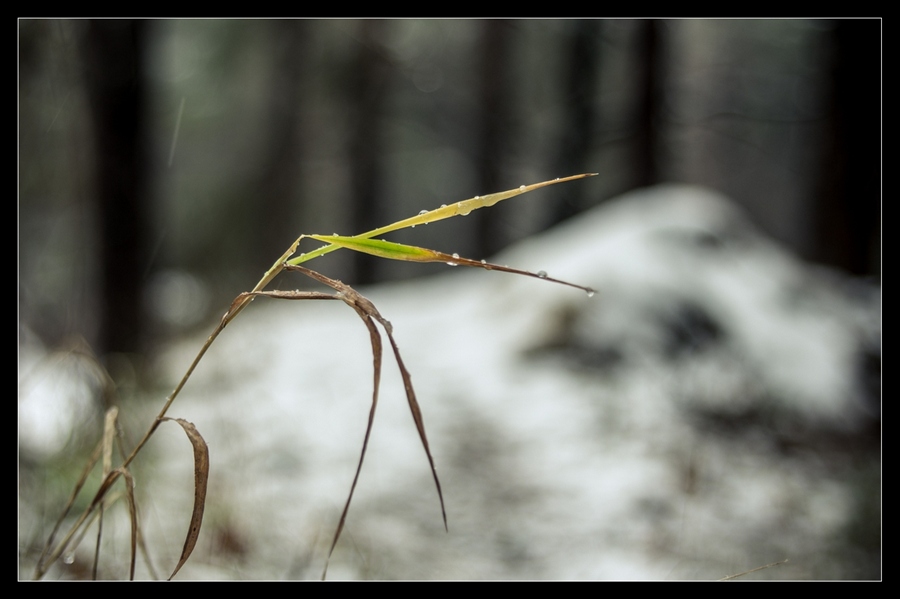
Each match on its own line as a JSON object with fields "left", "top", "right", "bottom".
{"left": 309, "top": 235, "right": 442, "bottom": 263}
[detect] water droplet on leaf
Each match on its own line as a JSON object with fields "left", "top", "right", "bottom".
{"left": 586, "top": 289, "right": 596, "bottom": 298}
{"left": 418, "top": 210, "right": 428, "bottom": 215}
{"left": 537, "top": 270, "right": 548, "bottom": 279}
{"left": 519, "top": 185, "right": 526, "bottom": 191}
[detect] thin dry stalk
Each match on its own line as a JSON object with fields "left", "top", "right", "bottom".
{"left": 718, "top": 559, "right": 789, "bottom": 581}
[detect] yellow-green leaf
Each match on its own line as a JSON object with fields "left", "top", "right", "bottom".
{"left": 286, "top": 173, "right": 597, "bottom": 267}
{"left": 308, "top": 235, "right": 446, "bottom": 263}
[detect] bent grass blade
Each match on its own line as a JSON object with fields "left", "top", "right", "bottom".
{"left": 246, "top": 270, "right": 447, "bottom": 580}
{"left": 161, "top": 418, "right": 210, "bottom": 581}
{"left": 218, "top": 175, "right": 597, "bottom": 334}
{"left": 308, "top": 235, "right": 597, "bottom": 295}
{"left": 285, "top": 173, "right": 597, "bottom": 268}
{"left": 274, "top": 264, "right": 448, "bottom": 579}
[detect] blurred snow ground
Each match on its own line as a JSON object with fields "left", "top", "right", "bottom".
{"left": 21, "top": 185, "right": 881, "bottom": 580}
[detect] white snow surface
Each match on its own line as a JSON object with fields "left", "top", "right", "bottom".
{"left": 23, "top": 185, "right": 880, "bottom": 580}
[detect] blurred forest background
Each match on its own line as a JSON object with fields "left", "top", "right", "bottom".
{"left": 19, "top": 19, "right": 881, "bottom": 368}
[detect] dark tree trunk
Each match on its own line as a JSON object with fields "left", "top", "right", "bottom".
{"left": 551, "top": 20, "right": 602, "bottom": 225}
{"left": 812, "top": 20, "right": 881, "bottom": 277}
{"left": 475, "top": 20, "right": 514, "bottom": 259}
{"left": 251, "top": 20, "right": 310, "bottom": 269}
{"left": 633, "top": 19, "right": 663, "bottom": 189}
{"left": 347, "top": 20, "right": 391, "bottom": 285}
{"left": 81, "top": 20, "right": 150, "bottom": 356}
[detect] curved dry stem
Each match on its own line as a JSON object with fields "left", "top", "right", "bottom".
{"left": 122, "top": 239, "right": 305, "bottom": 472}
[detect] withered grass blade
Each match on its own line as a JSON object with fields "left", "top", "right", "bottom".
{"left": 276, "top": 265, "right": 449, "bottom": 578}
{"left": 321, "top": 303, "right": 381, "bottom": 580}
{"left": 245, "top": 287, "right": 383, "bottom": 579}
{"left": 115, "top": 468, "right": 138, "bottom": 580}
{"left": 92, "top": 407, "right": 120, "bottom": 579}
{"left": 161, "top": 418, "right": 210, "bottom": 581}
{"left": 379, "top": 317, "right": 447, "bottom": 532}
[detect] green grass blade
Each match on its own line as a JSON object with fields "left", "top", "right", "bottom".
{"left": 308, "top": 235, "right": 444, "bottom": 263}
{"left": 286, "top": 173, "right": 596, "bottom": 267}
{"left": 309, "top": 235, "right": 596, "bottom": 295}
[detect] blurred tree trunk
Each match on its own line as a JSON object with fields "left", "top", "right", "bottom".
{"left": 251, "top": 20, "right": 310, "bottom": 268}
{"left": 81, "top": 20, "right": 150, "bottom": 357}
{"left": 633, "top": 19, "right": 663, "bottom": 188}
{"left": 812, "top": 20, "right": 881, "bottom": 277}
{"left": 551, "top": 20, "right": 602, "bottom": 225}
{"left": 348, "top": 20, "right": 390, "bottom": 285}
{"left": 475, "top": 20, "right": 514, "bottom": 259}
